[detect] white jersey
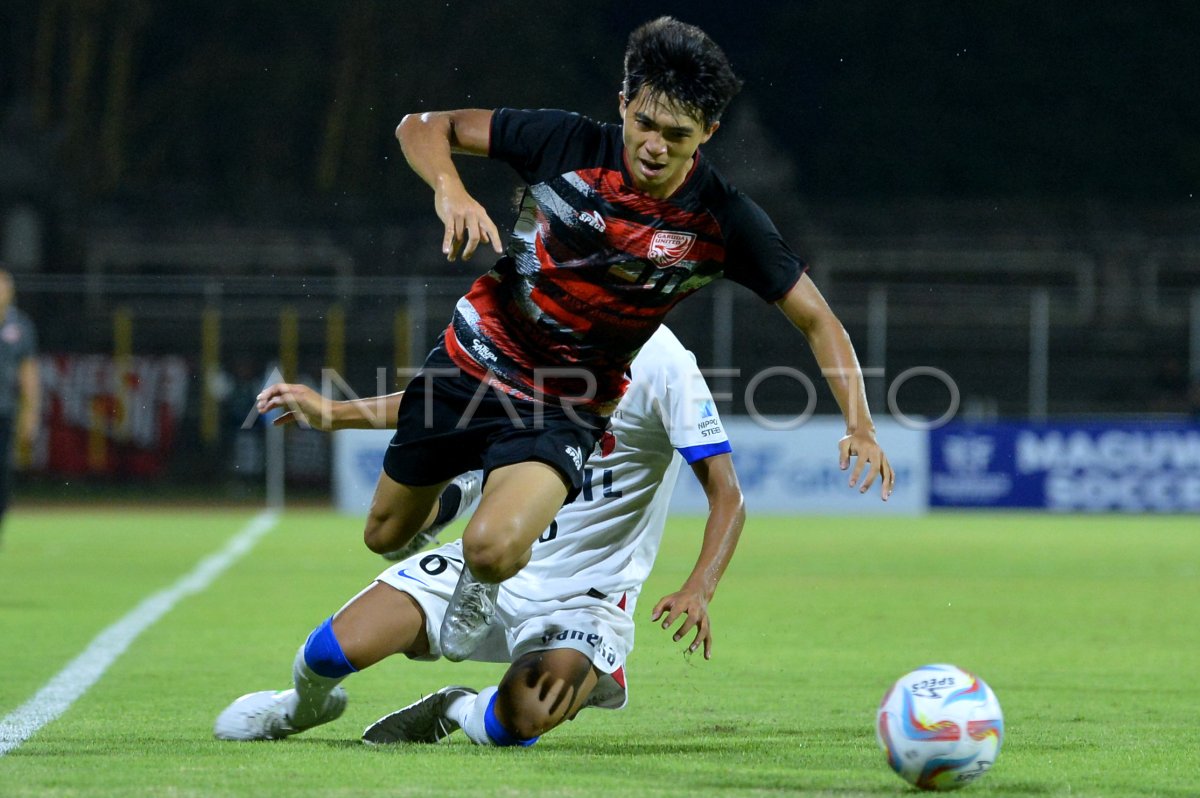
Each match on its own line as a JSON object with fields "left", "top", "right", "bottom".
{"left": 502, "top": 325, "right": 731, "bottom": 608}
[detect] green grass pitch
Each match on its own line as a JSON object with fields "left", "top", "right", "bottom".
{"left": 0, "top": 508, "right": 1196, "bottom": 797}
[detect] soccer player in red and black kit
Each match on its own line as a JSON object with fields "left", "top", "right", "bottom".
{"left": 359, "top": 17, "right": 895, "bottom": 665}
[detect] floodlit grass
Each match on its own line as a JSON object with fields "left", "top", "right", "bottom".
{"left": 1, "top": 509, "right": 1197, "bottom": 796}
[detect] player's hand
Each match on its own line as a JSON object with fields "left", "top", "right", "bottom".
{"left": 838, "top": 429, "right": 895, "bottom": 501}
{"left": 256, "top": 383, "right": 336, "bottom": 430}
{"left": 651, "top": 586, "right": 713, "bottom": 660}
{"left": 434, "top": 184, "right": 503, "bottom": 262}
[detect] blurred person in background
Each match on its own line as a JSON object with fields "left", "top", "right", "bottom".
{"left": 0, "top": 268, "right": 40, "bottom": 545}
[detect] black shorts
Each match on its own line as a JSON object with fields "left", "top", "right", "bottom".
{"left": 382, "top": 340, "right": 607, "bottom": 503}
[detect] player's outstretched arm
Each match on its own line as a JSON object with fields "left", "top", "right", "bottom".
{"left": 650, "top": 453, "right": 745, "bottom": 660}
{"left": 776, "top": 275, "right": 895, "bottom": 501}
{"left": 256, "top": 383, "right": 402, "bottom": 431}
{"left": 395, "top": 109, "right": 503, "bottom": 262}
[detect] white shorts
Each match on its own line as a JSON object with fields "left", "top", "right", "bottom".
{"left": 373, "top": 540, "right": 633, "bottom": 710}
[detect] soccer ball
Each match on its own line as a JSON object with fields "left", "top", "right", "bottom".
{"left": 876, "top": 664, "right": 1004, "bottom": 791}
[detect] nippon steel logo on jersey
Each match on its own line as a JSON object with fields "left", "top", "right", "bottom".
{"left": 697, "top": 400, "right": 723, "bottom": 437}
{"left": 647, "top": 230, "right": 697, "bottom": 267}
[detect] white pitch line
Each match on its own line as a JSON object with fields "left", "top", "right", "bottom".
{"left": 0, "top": 510, "right": 280, "bottom": 757}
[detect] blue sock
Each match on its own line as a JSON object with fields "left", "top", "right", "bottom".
{"left": 303, "top": 617, "right": 358, "bottom": 679}
{"left": 483, "top": 690, "right": 539, "bottom": 747}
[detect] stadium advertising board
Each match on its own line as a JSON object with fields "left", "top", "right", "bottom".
{"left": 335, "top": 418, "right": 929, "bottom": 515}
{"left": 930, "top": 421, "right": 1200, "bottom": 511}
{"left": 33, "top": 354, "right": 189, "bottom": 477}
{"left": 668, "top": 418, "right": 928, "bottom": 515}
{"left": 333, "top": 429, "right": 393, "bottom": 514}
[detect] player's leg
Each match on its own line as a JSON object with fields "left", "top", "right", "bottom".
{"left": 456, "top": 397, "right": 605, "bottom": 584}
{"left": 362, "top": 471, "right": 447, "bottom": 555}
{"left": 439, "top": 462, "right": 568, "bottom": 661}
{"left": 368, "top": 338, "right": 490, "bottom": 556}
{"left": 467, "top": 649, "right": 600, "bottom": 744}
{"left": 379, "top": 470, "right": 483, "bottom": 561}
{"left": 215, "top": 578, "right": 433, "bottom": 741}
{"left": 497, "top": 649, "right": 600, "bottom": 738}
{"left": 330, "top": 582, "right": 432, "bottom": 666}
{"left": 364, "top": 590, "right": 631, "bottom": 747}
{"left": 362, "top": 541, "right": 529, "bottom": 745}
{"left": 461, "top": 462, "right": 569, "bottom": 582}
{"left": 287, "top": 581, "right": 433, "bottom": 728}
{"left": 364, "top": 649, "right": 598, "bottom": 747}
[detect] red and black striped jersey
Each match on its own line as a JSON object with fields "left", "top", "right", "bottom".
{"left": 444, "top": 107, "right": 805, "bottom": 414}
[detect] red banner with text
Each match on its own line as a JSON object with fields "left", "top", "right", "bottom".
{"left": 32, "top": 355, "right": 190, "bottom": 477}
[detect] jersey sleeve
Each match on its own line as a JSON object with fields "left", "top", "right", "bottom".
{"left": 721, "top": 193, "right": 806, "bottom": 303}
{"left": 656, "top": 348, "right": 732, "bottom": 465}
{"left": 489, "top": 108, "right": 609, "bottom": 185}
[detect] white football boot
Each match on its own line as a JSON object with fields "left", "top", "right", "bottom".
{"left": 213, "top": 687, "right": 347, "bottom": 741}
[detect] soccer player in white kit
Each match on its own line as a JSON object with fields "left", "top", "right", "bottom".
{"left": 215, "top": 326, "right": 743, "bottom": 747}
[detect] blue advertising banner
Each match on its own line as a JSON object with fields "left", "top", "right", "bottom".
{"left": 335, "top": 419, "right": 930, "bottom": 516}
{"left": 930, "top": 421, "right": 1200, "bottom": 511}
{"left": 670, "top": 418, "right": 927, "bottom": 515}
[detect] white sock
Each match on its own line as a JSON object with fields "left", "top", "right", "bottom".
{"left": 449, "top": 685, "right": 499, "bottom": 746}
{"left": 290, "top": 645, "right": 345, "bottom": 726}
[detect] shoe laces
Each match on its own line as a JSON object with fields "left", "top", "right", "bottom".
{"left": 458, "top": 580, "right": 497, "bottom": 623}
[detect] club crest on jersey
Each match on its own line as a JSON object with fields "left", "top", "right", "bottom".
{"left": 647, "top": 230, "right": 697, "bottom": 267}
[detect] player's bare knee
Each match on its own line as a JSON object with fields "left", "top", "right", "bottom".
{"left": 506, "top": 707, "right": 556, "bottom": 740}
{"left": 497, "top": 686, "right": 561, "bottom": 740}
{"left": 461, "top": 533, "right": 524, "bottom": 583}
{"left": 497, "top": 651, "right": 592, "bottom": 738}
{"left": 362, "top": 517, "right": 389, "bottom": 553}
{"left": 461, "top": 542, "right": 512, "bottom": 583}
{"left": 363, "top": 513, "right": 404, "bottom": 554}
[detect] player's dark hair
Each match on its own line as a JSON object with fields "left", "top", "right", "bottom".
{"left": 622, "top": 16, "right": 743, "bottom": 127}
